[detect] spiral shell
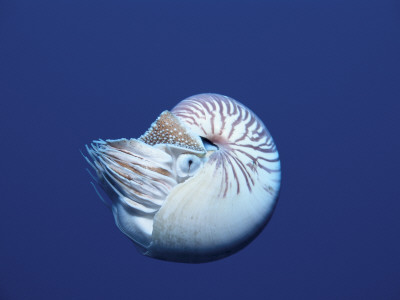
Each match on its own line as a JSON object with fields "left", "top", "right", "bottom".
{"left": 85, "top": 93, "right": 281, "bottom": 263}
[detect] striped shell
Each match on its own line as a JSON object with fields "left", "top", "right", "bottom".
{"left": 85, "top": 93, "right": 281, "bottom": 263}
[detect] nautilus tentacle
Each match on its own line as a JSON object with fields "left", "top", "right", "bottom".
{"left": 85, "top": 93, "right": 281, "bottom": 263}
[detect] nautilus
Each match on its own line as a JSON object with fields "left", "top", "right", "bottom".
{"left": 84, "top": 93, "right": 281, "bottom": 263}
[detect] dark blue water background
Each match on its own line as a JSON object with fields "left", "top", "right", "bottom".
{"left": 1, "top": 1, "right": 399, "bottom": 299}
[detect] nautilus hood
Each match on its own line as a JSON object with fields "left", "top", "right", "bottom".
{"left": 84, "top": 93, "right": 281, "bottom": 263}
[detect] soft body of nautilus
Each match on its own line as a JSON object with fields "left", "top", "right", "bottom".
{"left": 85, "top": 93, "right": 281, "bottom": 263}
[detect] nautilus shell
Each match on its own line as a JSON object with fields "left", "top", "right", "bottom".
{"left": 84, "top": 93, "right": 281, "bottom": 263}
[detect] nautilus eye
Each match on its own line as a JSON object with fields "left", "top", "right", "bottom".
{"left": 84, "top": 93, "right": 281, "bottom": 263}
{"left": 176, "top": 154, "right": 203, "bottom": 179}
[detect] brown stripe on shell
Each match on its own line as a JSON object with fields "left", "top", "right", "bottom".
{"left": 172, "top": 94, "right": 280, "bottom": 197}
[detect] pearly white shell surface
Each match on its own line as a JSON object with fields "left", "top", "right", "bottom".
{"left": 85, "top": 93, "right": 281, "bottom": 263}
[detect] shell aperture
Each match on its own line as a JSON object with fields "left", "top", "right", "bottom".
{"left": 85, "top": 93, "right": 281, "bottom": 263}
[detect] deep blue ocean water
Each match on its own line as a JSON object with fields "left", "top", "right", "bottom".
{"left": 1, "top": 1, "right": 399, "bottom": 299}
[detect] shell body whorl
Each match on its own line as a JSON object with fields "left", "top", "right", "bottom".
{"left": 85, "top": 93, "right": 281, "bottom": 263}
{"left": 172, "top": 94, "right": 280, "bottom": 196}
